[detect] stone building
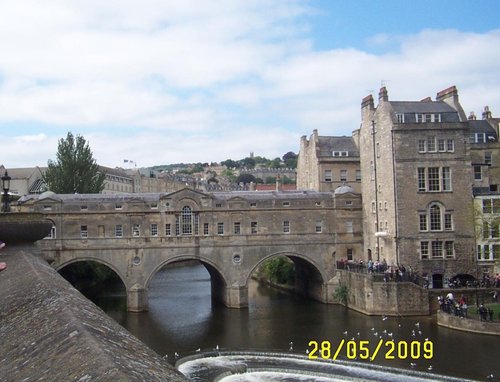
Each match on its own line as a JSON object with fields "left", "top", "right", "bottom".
{"left": 17, "top": 187, "right": 362, "bottom": 310}
{"left": 297, "top": 130, "right": 361, "bottom": 193}
{"left": 298, "top": 85, "right": 500, "bottom": 286}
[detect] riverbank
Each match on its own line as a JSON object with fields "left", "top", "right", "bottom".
{"left": 0, "top": 246, "right": 187, "bottom": 381}
{"left": 437, "top": 310, "right": 500, "bottom": 336}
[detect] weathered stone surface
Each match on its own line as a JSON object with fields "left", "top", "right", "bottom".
{"left": 437, "top": 311, "right": 500, "bottom": 336}
{"left": 0, "top": 247, "right": 187, "bottom": 381}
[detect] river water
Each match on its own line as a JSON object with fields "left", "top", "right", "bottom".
{"left": 96, "top": 263, "right": 500, "bottom": 382}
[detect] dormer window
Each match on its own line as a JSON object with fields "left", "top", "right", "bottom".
{"left": 416, "top": 113, "right": 441, "bottom": 123}
{"left": 332, "top": 151, "right": 349, "bottom": 157}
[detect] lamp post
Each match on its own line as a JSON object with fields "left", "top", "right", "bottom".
{"left": 2, "top": 170, "right": 11, "bottom": 212}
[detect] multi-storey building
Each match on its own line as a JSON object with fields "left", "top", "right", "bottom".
{"left": 298, "top": 85, "right": 500, "bottom": 286}
{"left": 297, "top": 130, "right": 361, "bottom": 193}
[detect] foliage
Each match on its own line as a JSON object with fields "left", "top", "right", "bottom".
{"left": 222, "top": 169, "right": 236, "bottom": 182}
{"left": 235, "top": 173, "right": 257, "bottom": 184}
{"left": 283, "top": 151, "right": 298, "bottom": 168}
{"left": 334, "top": 283, "right": 349, "bottom": 305}
{"left": 59, "top": 261, "right": 122, "bottom": 295}
{"left": 43, "top": 132, "right": 105, "bottom": 193}
{"left": 261, "top": 256, "right": 295, "bottom": 285}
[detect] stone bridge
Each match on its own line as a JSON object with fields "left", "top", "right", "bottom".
{"left": 18, "top": 188, "right": 361, "bottom": 311}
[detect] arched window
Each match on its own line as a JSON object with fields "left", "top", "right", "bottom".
{"left": 181, "top": 206, "right": 193, "bottom": 235}
{"left": 429, "top": 204, "right": 441, "bottom": 231}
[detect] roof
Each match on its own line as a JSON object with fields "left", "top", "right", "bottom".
{"left": 211, "top": 190, "right": 332, "bottom": 200}
{"left": 317, "top": 136, "right": 359, "bottom": 157}
{"left": 390, "top": 101, "right": 460, "bottom": 122}
{"left": 254, "top": 184, "right": 297, "bottom": 191}
{"left": 468, "top": 120, "right": 497, "bottom": 138}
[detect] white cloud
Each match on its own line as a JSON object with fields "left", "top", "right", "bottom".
{"left": 1, "top": 2, "right": 500, "bottom": 168}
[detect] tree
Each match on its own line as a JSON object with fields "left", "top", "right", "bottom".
{"left": 235, "top": 173, "right": 256, "bottom": 184}
{"left": 282, "top": 151, "right": 298, "bottom": 168}
{"left": 44, "top": 132, "right": 105, "bottom": 194}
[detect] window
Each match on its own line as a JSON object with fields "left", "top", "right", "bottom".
{"left": 181, "top": 206, "right": 193, "bottom": 235}
{"left": 251, "top": 221, "right": 258, "bottom": 234}
{"left": 428, "top": 167, "right": 440, "bottom": 191}
{"left": 416, "top": 113, "right": 441, "bottom": 123}
{"left": 474, "top": 165, "right": 482, "bottom": 180}
{"left": 115, "top": 204, "right": 122, "bottom": 210}
{"left": 80, "top": 225, "right": 88, "bottom": 238}
{"left": 333, "top": 151, "right": 349, "bottom": 157}
{"left": 442, "top": 167, "right": 451, "bottom": 191}
{"left": 217, "top": 222, "right": 224, "bottom": 235}
{"left": 418, "top": 168, "right": 426, "bottom": 192}
{"left": 444, "top": 213, "right": 453, "bottom": 231}
{"left": 151, "top": 223, "right": 158, "bottom": 237}
{"left": 419, "top": 214, "right": 427, "bottom": 231}
{"left": 234, "top": 222, "right": 241, "bottom": 235}
{"left": 324, "top": 170, "right": 332, "bottom": 182}
{"left": 447, "top": 139, "right": 455, "bottom": 152}
{"left": 203, "top": 223, "right": 209, "bottom": 235}
{"left": 438, "top": 139, "right": 445, "bottom": 152}
{"left": 132, "top": 224, "right": 140, "bottom": 237}
{"left": 340, "top": 170, "right": 347, "bottom": 182}
{"left": 80, "top": 205, "right": 88, "bottom": 211}
{"left": 420, "top": 241, "right": 429, "bottom": 259}
{"left": 376, "top": 142, "right": 380, "bottom": 158}
{"left": 418, "top": 167, "right": 451, "bottom": 192}
{"left": 371, "top": 201, "right": 376, "bottom": 213}
{"left": 315, "top": 201, "right": 322, "bottom": 206}
{"left": 283, "top": 220, "right": 290, "bottom": 233}
{"left": 151, "top": 203, "right": 158, "bottom": 209}
{"left": 347, "top": 248, "right": 353, "bottom": 261}
{"left": 445, "top": 241, "right": 455, "bottom": 259}
{"left": 216, "top": 203, "right": 222, "bottom": 208}
{"left": 346, "top": 221, "right": 353, "bottom": 233}
{"left": 115, "top": 224, "right": 123, "bottom": 238}
{"left": 43, "top": 205, "right": 52, "bottom": 211}
{"left": 315, "top": 220, "right": 322, "bottom": 233}
{"left": 283, "top": 201, "right": 290, "bottom": 207}
{"left": 250, "top": 202, "right": 257, "bottom": 207}
{"left": 356, "top": 170, "right": 361, "bottom": 181}
{"left": 418, "top": 140, "right": 426, "bottom": 152}
{"left": 396, "top": 113, "right": 405, "bottom": 123}
{"left": 45, "top": 225, "right": 56, "bottom": 239}
{"left": 485, "top": 152, "right": 492, "bottom": 165}
{"left": 431, "top": 240, "right": 443, "bottom": 258}
{"left": 430, "top": 205, "right": 441, "bottom": 231}
{"left": 165, "top": 223, "right": 171, "bottom": 236}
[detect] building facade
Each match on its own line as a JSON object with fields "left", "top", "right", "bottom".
{"left": 17, "top": 187, "right": 362, "bottom": 310}
{"left": 298, "top": 85, "right": 500, "bottom": 286}
{"left": 297, "top": 130, "right": 361, "bottom": 193}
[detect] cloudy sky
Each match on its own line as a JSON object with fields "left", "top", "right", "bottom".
{"left": 1, "top": 0, "right": 500, "bottom": 169}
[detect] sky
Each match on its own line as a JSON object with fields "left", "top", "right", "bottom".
{"left": 1, "top": 0, "right": 500, "bottom": 169}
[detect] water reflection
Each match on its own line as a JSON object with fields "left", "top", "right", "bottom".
{"left": 97, "top": 263, "right": 500, "bottom": 382}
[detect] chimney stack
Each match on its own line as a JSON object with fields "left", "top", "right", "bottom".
{"left": 361, "top": 94, "right": 374, "bottom": 110}
{"left": 483, "top": 106, "right": 492, "bottom": 120}
{"left": 378, "top": 87, "right": 388, "bottom": 102}
{"left": 436, "top": 85, "right": 467, "bottom": 121}
{"left": 468, "top": 111, "right": 477, "bottom": 120}
{"left": 275, "top": 175, "right": 282, "bottom": 192}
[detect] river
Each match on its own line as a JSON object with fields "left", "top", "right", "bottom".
{"left": 95, "top": 263, "right": 500, "bottom": 382}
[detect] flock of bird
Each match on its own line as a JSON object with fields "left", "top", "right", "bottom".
{"left": 165, "top": 315, "right": 495, "bottom": 380}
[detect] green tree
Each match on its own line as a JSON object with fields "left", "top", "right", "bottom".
{"left": 235, "top": 173, "right": 257, "bottom": 184}
{"left": 44, "top": 132, "right": 105, "bottom": 193}
{"left": 282, "top": 151, "right": 298, "bottom": 168}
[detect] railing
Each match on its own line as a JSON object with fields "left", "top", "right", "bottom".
{"left": 336, "top": 261, "right": 427, "bottom": 287}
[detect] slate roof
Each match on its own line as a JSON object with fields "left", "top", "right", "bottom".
{"left": 317, "top": 136, "right": 359, "bottom": 157}
{"left": 390, "top": 101, "right": 461, "bottom": 123}
{"left": 468, "top": 120, "right": 498, "bottom": 139}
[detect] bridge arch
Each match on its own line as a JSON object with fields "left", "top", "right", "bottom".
{"left": 247, "top": 251, "right": 328, "bottom": 303}
{"left": 56, "top": 257, "right": 128, "bottom": 289}
{"left": 145, "top": 254, "right": 229, "bottom": 307}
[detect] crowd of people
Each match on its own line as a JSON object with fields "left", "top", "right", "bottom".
{"left": 438, "top": 292, "right": 497, "bottom": 322}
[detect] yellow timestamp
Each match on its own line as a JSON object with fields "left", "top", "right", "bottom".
{"left": 308, "top": 339, "right": 433, "bottom": 362}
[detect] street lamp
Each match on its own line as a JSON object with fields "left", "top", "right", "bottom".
{"left": 2, "top": 170, "right": 11, "bottom": 212}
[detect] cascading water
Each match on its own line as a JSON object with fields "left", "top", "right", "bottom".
{"left": 177, "top": 351, "right": 477, "bottom": 382}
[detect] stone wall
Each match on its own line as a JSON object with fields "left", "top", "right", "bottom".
{"left": 337, "top": 270, "right": 429, "bottom": 316}
{"left": 437, "top": 311, "right": 500, "bottom": 336}
{"left": 0, "top": 245, "right": 187, "bottom": 381}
